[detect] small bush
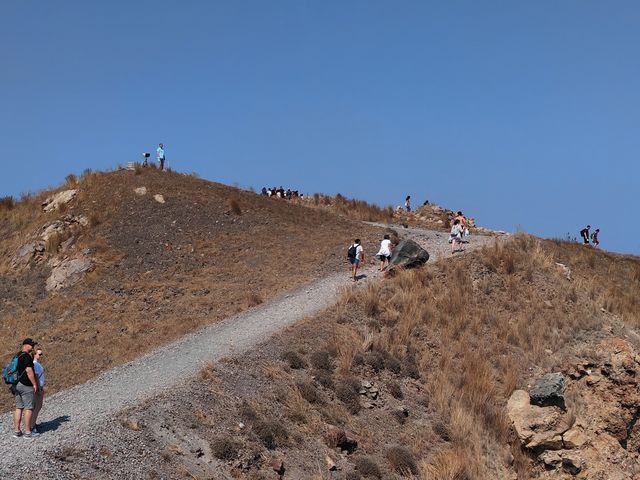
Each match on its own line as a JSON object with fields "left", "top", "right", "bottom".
{"left": 297, "top": 381, "right": 321, "bottom": 404}
{"left": 281, "top": 351, "right": 306, "bottom": 369}
{"left": 0, "top": 196, "right": 15, "bottom": 210}
{"left": 313, "top": 369, "right": 334, "bottom": 389}
{"left": 88, "top": 212, "right": 101, "bottom": 227}
{"left": 335, "top": 377, "right": 361, "bottom": 414}
{"left": 238, "top": 400, "right": 258, "bottom": 422}
{"left": 364, "top": 351, "right": 385, "bottom": 373}
{"left": 211, "top": 436, "right": 241, "bottom": 460}
{"left": 386, "top": 445, "right": 418, "bottom": 475}
{"left": 228, "top": 198, "right": 242, "bottom": 215}
{"left": 310, "top": 351, "right": 334, "bottom": 371}
{"left": 253, "top": 419, "right": 288, "bottom": 449}
{"left": 353, "top": 456, "right": 382, "bottom": 478}
{"left": 385, "top": 355, "right": 402, "bottom": 374}
{"left": 387, "top": 381, "right": 404, "bottom": 399}
{"left": 66, "top": 174, "right": 77, "bottom": 185}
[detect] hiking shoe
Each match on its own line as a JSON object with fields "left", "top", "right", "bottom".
{"left": 23, "top": 431, "right": 40, "bottom": 438}
{"left": 31, "top": 426, "right": 38, "bottom": 434}
{"left": 12, "top": 431, "right": 22, "bottom": 438}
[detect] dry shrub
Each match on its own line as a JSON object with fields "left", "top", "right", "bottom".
{"left": 335, "top": 377, "right": 361, "bottom": 414}
{"left": 281, "top": 350, "right": 306, "bottom": 369}
{"left": 284, "top": 385, "right": 309, "bottom": 423}
{"left": 353, "top": 456, "right": 382, "bottom": 478}
{"left": 253, "top": 419, "right": 288, "bottom": 449}
{"left": 386, "top": 445, "right": 418, "bottom": 475}
{"left": 66, "top": 174, "right": 77, "bottom": 185}
{"left": 0, "top": 196, "right": 14, "bottom": 210}
{"left": 387, "top": 380, "right": 404, "bottom": 399}
{"left": 310, "top": 351, "right": 333, "bottom": 371}
{"left": 239, "top": 400, "right": 258, "bottom": 422}
{"left": 211, "top": 436, "right": 241, "bottom": 460}
{"left": 244, "top": 292, "right": 263, "bottom": 308}
{"left": 313, "top": 368, "right": 334, "bottom": 389}
{"left": 228, "top": 197, "right": 242, "bottom": 215}
{"left": 420, "top": 447, "right": 471, "bottom": 480}
{"left": 199, "top": 361, "right": 216, "bottom": 380}
{"left": 297, "top": 380, "right": 321, "bottom": 404}
{"left": 88, "top": 212, "right": 101, "bottom": 227}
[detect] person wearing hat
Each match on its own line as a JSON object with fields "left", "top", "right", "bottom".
{"left": 12, "top": 338, "right": 40, "bottom": 438}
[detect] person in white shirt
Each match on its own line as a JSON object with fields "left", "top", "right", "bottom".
{"left": 30, "top": 348, "right": 45, "bottom": 433}
{"left": 347, "top": 239, "right": 365, "bottom": 282}
{"left": 376, "top": 234, "right": 393, "bottom": 271}
{"left": 450, "top": 219, "right": 464, "bottom": 254}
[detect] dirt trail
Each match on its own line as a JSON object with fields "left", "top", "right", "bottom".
{"left": 0, "top": 226, "right": 499, "bottom": 473}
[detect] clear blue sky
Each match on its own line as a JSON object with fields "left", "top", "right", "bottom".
{"left": 2, "top": 1, "right": 639, "bottom": 254}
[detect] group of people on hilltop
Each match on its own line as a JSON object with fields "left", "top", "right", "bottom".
{"left": 261, "top": 187, "right": 302, "bottom": 199}
{"left": 580, "top": 225, "right": 600, "bottom": 248}
{"left": 6, "top": 338, "right": 46, "bottom": 439}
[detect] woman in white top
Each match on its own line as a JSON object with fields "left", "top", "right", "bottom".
{"left": 450, "top": 219, "right": 464, "bottom": 254}
{"left": 30, "top": 348, "right": 45, "bottom": 433}
{"left": 376, "top": 234, "right": 393, "bottom": 271}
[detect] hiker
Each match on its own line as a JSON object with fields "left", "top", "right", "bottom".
{"left": 450, "top": 219, "right": 464, "bottom": 254}
{"left": 347, "top": 239, "right": 365, "bottom": 282}
{"left": 261, "top": 187, "right": 267, "bottom": 196}
{"left": 30, "top": 348, "right": 45, "bottom": 434}
{"left": 156, "top": 143, "right": 165, "bottom": 171}
{"left": 580, "top": 225, "right": 591, "bottom": 245}
{"left": 405, "top": 196, "right": 411, "bottom": 212}
{"left": 376, "top": 234, "right": 393, "bottom": 271}
{"left": 12, "top": 338, "right": 40, "bottom": 438}
{"left": 591, "top": 229, "right": 600, "bottom": 248}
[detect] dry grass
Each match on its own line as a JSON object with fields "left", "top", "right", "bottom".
{"left": 0, "top": 168, "right": 382, "bottom": 412}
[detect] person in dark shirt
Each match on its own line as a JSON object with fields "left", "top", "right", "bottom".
{"left": 591, "top": 229, "right": 600, "bottom": 248}
{"left": 580, "top": 225, "right": 591, "bottom": 245}
{"left": 12, "top": 338, "right": 40, "bottom": 438}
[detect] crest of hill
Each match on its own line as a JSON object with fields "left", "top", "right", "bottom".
{"left": 0, "top": 167, "right": 384, "bottom": 410}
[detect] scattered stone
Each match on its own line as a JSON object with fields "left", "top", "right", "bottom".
{"left": 544, "top": 300, "right": 553, "bottom": 308}
{"left": 11, "top": 242, "right": 36, "bottom": 268}
{"left": 323, "top": 425, "right": 357, "bottom": 453}
{"left": 555, "top": 262, "right": 572, "bottom": 280}
{"left": 134, "top": 187, "right": 147, "bottom": 196}
{"left": 530, "top": 373, "right": 566, "bottom": 409}
{"left": 154, "top": 194, "right": 165, "bottom": 204}
{"left": 586, "top": 375, "right": 601, "bottom": 386}
{"left": 388, "top": 239, "right": 430, "bottom": 270}
{"left": 269, "top": 457, "right": 285, "bottom": 476}
{"left": 539, "top": 450, "right": 562, "bottom": 468}
{"left": 563, "top": 426, "right": 587, "bottom": 449}
{"left": 562, "top": 452, "right": 583, "bottom": 474}
{"left": 325, "top": 455, "right": 337, "bottom": 471}
{"left": 42, "top": 189, "right": 78, "bottom": 212}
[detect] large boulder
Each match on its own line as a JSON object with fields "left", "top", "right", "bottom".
{"left": 531, "top": 373, "right": 566, "bottom": 409}
{"left": 507, "top": 390, "right": 569, "bottom": 450}
{"left": 42, "top": 189, "right": 77, "bottom": 212}
{"left": 388, "top": 239, "right": 429, "bottom": 270}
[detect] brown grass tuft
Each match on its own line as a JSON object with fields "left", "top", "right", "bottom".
{"left": 0, "top": 196, "right": 15, "bottom": 210}
{"left": 228, "top": 197, "right": 242, "bottom": 215}
{"left": 386, "top": 445, "right": 418, "bottom": 475}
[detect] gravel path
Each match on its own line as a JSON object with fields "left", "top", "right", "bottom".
{"left": 1, "top": 226, "right": 499, "bottom": 473}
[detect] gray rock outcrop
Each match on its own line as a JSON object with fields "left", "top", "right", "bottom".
{"left": 46, "top": 257, "right": 94, "bottom": 291}
{"left": 42, "top": 189, "right": 78, "bottom": 212}
{"left": 388, "top": 239, "right": 429, "bottom": 270}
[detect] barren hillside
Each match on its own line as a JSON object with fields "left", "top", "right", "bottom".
{"left": 0, "top": 167, "right": 384, "bottom": 409}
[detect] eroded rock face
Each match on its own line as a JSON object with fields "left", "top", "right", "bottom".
{"left": 42, "top": 189, "right": 77, "bottom": 212}
{"left": 46, "top": 257, "right": 94, "bottom": 291}
{"left": 388, "top": 239, "right": 429, "bottom": 270}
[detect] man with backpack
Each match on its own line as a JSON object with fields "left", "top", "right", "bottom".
{"left": 9, "top": 338, "right": 40, "bottom": 438}
{"left": 347, "top": 239, "right": 365, "bottom": 282}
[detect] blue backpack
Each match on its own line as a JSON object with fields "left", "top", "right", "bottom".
{"left": 3, "top": 352, "right": 26, "bottom": 385}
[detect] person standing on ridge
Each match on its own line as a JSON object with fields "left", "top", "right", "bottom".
{"left": 405, "top": 196, "right": 411, "bottom": 212}
{"left": 12, "top": 338, "right": 40, "bottom": 438}
{"left": 591, "top": 228, "right": 600, "bottom": 248}
{"left": 580, "top": 225, "right": 591, "bottom": 245}
{"left": 156, "top": 143, "right": 166, "bottom": 171}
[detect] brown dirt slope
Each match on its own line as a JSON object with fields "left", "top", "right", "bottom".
{"left": 34, "top": 235, "right": 640, "bottom": 479}
{"left": 0, "top": 168, "right": 382, "bottom": 410}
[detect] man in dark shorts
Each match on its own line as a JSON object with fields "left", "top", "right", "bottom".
{"left": 12, "top": 338, "right": 40, "bottom": 438}
{"left": 347, "top": 239, "right": 365, "bottom": 282}
{"left": 580, "top": 225, "right": 591, "bottom": 245}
